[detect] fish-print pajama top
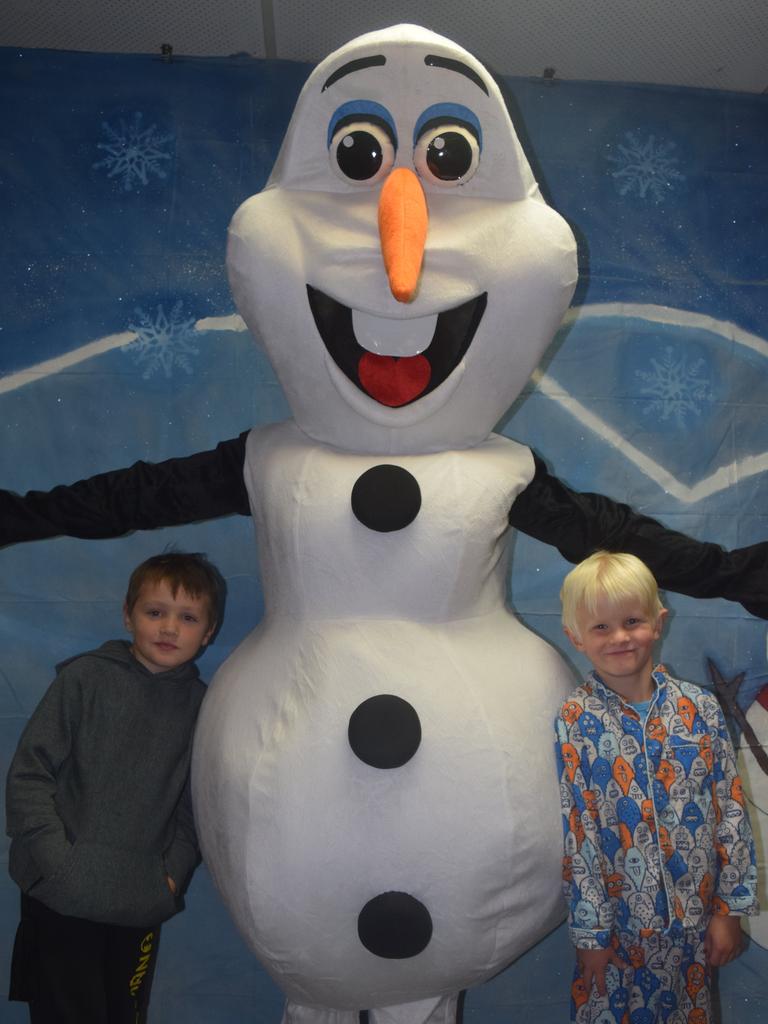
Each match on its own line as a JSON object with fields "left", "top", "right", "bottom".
{"left": 554, "top": 667, "right": 758, "bottom": 951}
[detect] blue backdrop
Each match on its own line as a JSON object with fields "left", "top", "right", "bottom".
{"left": 1, "top": 46, "right": 766, "bottom": 1023}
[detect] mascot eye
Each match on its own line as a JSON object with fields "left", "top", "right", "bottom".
{"left": 330, "top": 119, "right": 395, "bottom": 184}
{"left": 414, "top": 122, "right": 480, "bottom": 187}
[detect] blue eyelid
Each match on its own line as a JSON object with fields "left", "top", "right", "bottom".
{"left": 327, "top": 100, "right": 397, "bottom": 149}
{"left": 414, "top": 103, "right": 482, "bottom": 149}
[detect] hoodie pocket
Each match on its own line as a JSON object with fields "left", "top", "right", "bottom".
{"left": 26, "top": 841, "right": 76, "bottom": 899}
{"left": 30, "top": 841, "right": 177, "bottom": 927}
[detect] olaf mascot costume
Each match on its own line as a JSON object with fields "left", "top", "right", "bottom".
{"left": 193, "top": 24, "right": 579, "bottom": 1024}
{"left": 3, "top": 20, "right": 767, "bottom": 1024}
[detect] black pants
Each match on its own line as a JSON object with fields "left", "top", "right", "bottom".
{"left": 9, "top": 894, "right": 161, "bottom": 1023}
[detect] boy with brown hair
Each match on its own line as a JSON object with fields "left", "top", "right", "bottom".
{"left": 555, "top": 550, "right": 758, "bottom": 1024}
{"left": 6, "top": 550, "right": 224, "bottom": 1023}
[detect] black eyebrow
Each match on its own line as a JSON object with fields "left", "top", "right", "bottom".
{"left": 322, "top": 55, "right": 387, "bottom": 91}
{"left": 424, "top": 54, "right": 489, "bottom": 95}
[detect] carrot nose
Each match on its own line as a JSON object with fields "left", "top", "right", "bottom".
{"left": 378, "top": 167, "right": 428, "bottom": 303}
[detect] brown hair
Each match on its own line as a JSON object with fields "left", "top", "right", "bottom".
{"left": 124, "top": 551, "right": 224, "bottom": 630}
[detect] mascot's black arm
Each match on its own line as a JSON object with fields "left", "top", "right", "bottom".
{"left": 510, "top": 452, "right": 768, "bottom": 620}
{"left": 1, "top": 436, "right": 765, "bottom": 619}
{"left": 0, "top": 434, "right": 251, "bottom": 544}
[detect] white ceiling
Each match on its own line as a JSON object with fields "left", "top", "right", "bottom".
{"left": 1, "top": 0, "right": 767, "bottom": 94}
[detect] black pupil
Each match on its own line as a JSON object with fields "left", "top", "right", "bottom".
{"left": 426, "top": 131, "right": 472, "bottom": 181}
{"left": 336, "top": 130, "right": 383, "bottom": 180}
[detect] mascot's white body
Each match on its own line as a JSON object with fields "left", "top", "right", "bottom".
{"left": 739, "top": 686, "right": 768, "bottom": 950}
{"left": 192, "top": 25, "right": 579, "bottom": 1024}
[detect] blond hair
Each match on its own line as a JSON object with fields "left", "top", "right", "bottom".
{"left": 560, "top": 551, "right": 663, "bottom": 637}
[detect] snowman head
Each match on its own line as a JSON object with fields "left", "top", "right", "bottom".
{"left": 227, "top": 24, "right": 578, "bottom": 454}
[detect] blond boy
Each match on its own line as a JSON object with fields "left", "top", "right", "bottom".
{"left": 555, "top": 551, "right": 757, "bottom": 1024}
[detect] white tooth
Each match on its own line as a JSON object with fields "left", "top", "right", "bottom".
{"left": 351, "top": 308, "right": 437, "bottom": 357}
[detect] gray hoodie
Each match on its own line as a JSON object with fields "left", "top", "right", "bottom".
{"left": 6, "top": 639, "right": 206, "bottom": 927}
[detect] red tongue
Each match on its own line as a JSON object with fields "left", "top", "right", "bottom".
{"left": 358, "top": 352, "right": 431, "bottom": 407}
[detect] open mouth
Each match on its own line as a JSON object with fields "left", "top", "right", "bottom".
{"left": 307, "top": 285, "right": 487, "bottom": 408}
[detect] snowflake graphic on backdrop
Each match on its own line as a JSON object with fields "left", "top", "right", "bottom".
{"left": 124, "top": 302, "right": 198, "bottom": 378}
{"left": 93, "top": 112, "right": 173, "bottom": 191}
{"left": 635, "top": 347, "right": 714, "bottom": 426}
{"left": 607, "top": 131, "right": 685, "bottom": 202}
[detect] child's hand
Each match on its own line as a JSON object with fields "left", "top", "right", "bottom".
{"left": 577, "top": 947, "right": 628, "bottom": 996}
{"left": 705, "top": 915, "right": 743, "bottom": 966}
{"left": 166, "top": 874, "right": 177, "bottom": 895}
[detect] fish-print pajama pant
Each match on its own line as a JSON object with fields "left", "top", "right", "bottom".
{"left": 571, "top": 926, "right": 711, "bottom": 1024}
